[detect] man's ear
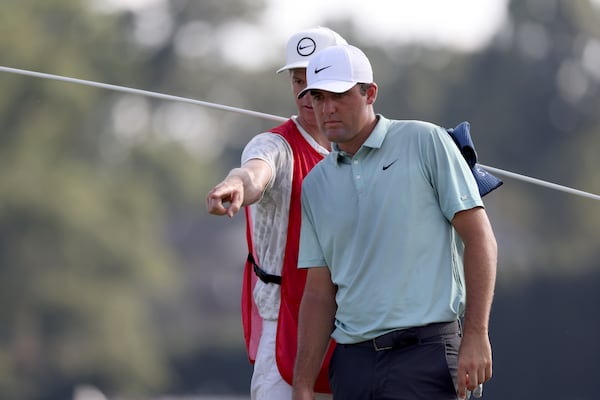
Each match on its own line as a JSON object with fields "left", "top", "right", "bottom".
{"left": 366, "top": 83, "right": 378, "bottom": 104}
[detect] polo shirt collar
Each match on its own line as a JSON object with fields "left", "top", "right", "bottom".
{"left": 331, "top": 114, "right": 390, "bottom": 165}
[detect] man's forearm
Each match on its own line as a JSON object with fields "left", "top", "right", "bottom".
{"left": 462, "top": 235, "right": 497, "bottom": 333}
{"left": 293, "top": 284, "right": 336, "bottom": 393}
{"left": 226, "top": 159, "right": 272, "bottom": 206}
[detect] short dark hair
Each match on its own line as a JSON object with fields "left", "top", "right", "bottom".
{"left": 358, "top": 83, "right": 372, "bottom": 95}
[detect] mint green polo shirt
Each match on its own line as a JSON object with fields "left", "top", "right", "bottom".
{"left": 298, "top": 115, "right": 484, "bottom": 344}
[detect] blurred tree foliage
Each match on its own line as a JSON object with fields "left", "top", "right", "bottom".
{"left": 0, "top": 1, "right": 181, "bottom": 398}
{"left": 0, "top": 0, "right": 599, "bottom": 399}
{"left": 0, "top": 0, "right": 264, "bottom": 398}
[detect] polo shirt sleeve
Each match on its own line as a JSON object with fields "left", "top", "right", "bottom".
{"left": 298, "top": 181, "right": 327, "bottom": 269}
{"left": 421, "top": 126, "right": 483, "bottom": 221}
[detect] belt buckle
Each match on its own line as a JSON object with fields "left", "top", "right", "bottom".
{"left": 372, "top": 334, "right": 393, "bottom": 351}
{"left": 373, "top": 329, "right": 420, "bottom": 351}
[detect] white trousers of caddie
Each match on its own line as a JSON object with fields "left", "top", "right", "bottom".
{"left": 251, "top": 319, "right": 331, "bottom": 400}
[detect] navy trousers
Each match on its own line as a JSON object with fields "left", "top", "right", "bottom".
{"left": 329, "top": 321, "right": 461, "bottom": 400}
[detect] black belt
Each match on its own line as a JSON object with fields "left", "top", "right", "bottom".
{"left": 248, "top": 253, "right": 281, "bottom": 285}
{"left": 349, "top": 320, "right": 460, "bottom": 351}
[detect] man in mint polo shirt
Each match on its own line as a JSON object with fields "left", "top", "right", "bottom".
{"left": 292, "top": 44, "right": 498, "bottom": 400}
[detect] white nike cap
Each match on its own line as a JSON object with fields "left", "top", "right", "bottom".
{"left": 298, "top": 44, "right": 373, "bottom": 98}
{"left": 276, "top": 27, "right": 348, "bottom": 74}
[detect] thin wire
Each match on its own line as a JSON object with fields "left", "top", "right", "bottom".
{"left": 0, "top": 66, "right": 285, "bottom": 123}
{"left": 2, "top": 65, "right": 600, "bottom": 202}
{"left": 481, "top": 164, "right": 600, "bottom": 201}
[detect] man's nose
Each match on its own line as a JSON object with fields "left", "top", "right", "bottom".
{"left": 322, "top": 97, "right": 336, "bottom": 114}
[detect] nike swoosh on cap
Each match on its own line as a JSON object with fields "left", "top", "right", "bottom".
{"left": 314, "top": 65, "right": 332, "bottom": 74}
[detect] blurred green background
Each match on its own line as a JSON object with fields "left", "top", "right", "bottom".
{"left": 1, "top": 0, "right": 600, "bottom": 399}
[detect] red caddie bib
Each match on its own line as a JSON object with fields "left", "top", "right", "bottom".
{"left": 241, "top": 119, "right": 334, "bottom": 393}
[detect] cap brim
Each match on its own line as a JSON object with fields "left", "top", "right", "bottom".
{"left": 276, "top": 61, "right": 309, "bottom": 74}
{"left": 297, "top": 80, "right": 357, "bottom": 99}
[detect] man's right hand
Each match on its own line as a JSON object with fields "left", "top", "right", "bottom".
{"left": 205, "top": 160, "right": 272, "bottom": 218}
{"left": 205, "top": 175, "right": 244, "bottom": 218}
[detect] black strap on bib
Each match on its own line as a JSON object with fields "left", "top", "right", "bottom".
{"left": 248, "top": 253, "right": 282, "bottom": 285}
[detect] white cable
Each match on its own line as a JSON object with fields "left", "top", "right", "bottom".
{"left": 2, "top": 65, "right": 599, "bottom": 202}
{"left": 481, "top": 164, "right": 600, "bottom": 201}
{"left": 0, "top": 66, "right": 285, "bottom": 123}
